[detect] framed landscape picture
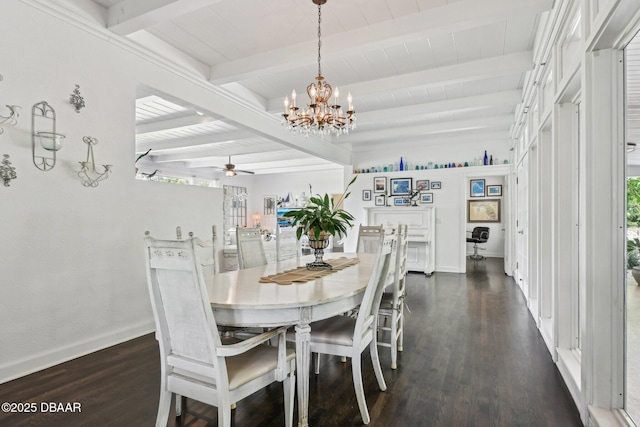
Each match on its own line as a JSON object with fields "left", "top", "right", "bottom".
{"left": 470, "top": 179, "right": 485, "bottom": 197}
{"left": 394, "top": 197, "right": 409, "bottom": 206}
{"left": 487, "top": 185, "right": 502, "bottom": 196}
{"left": 420, "top": 193, "right": 433, "bottom": 204}
{"left": 374, "top": 176, "right": 386, "bottom": 193}
{"left": 468, "top": 199, "right": 501, "bottom": 223}
{"left": 390, "top": 178, "right": 412, "bottom": 196}
{"left": 431, "top": 181, "right": 441, "bottom": 189}
{"left": 375, "top": 195, "right": 386, "bottom": 206}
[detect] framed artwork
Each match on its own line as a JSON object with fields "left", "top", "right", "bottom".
{"left": 487, "top": 185, "right": 502, "bottom": 196}
{"left": 470, "top": 179, "right": 485, "bottom": 197}
{"left": 362, "top": 189, "right": 372, "bottom": 201}
{"left": 394, "top": 197, "right": 409, "bottom": 206}
{"left": 415, "top": 179, "right": 430, "bottom": 191}
{"left": 375, "top": 195, "right": 386, "bottom": 206}
{"left": 431, "top": 181, "right": 441, "bottom": 190}
{"left": 264, "top": 195, "right": 276, "bottom": 215}
{"left": 468, "top": 199, "right": 501, "bottom": 223}
{"left": 420, "top": 192, "right": 433, "bottom": 204}
{"left": 390, "top": 178, "right": 413, "bottom": 196}
{"left": 374, "top": 176, "right": 387, "bottom": 193}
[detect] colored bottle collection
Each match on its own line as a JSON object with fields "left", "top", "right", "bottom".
{"left": 353, "top": 152, "right": 506, "bottom": 174}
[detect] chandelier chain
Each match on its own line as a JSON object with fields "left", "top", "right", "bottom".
{"left": 317, "top": 3, "right": 322, "bottom": 77}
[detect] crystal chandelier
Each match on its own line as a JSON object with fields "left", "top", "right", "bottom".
{"left": 282, "top": 0, "right": 355, "bottom": 137}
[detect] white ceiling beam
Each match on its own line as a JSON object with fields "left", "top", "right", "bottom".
{"left": 136, "top": 115, "right": 215, "bottom": 134}
{"left": 355, "top": 90, "right": 521, "bottom": 125}
{"left": 136, "top": 129, "right": 257, "bottom": 152}
{"left": 343, "top": 53, "right": 531, "bottom": 99}
{"left": 351, "top": 130, "right": 509, "bottom": 152}
{"left": 345, "top": 115, "right": 515, "bottom": 144}
{"left": 354, "top": 131, "right": 510, "bottom": 153}
{"left": 128, "top": 31, "right": 211, "bottom": 78}
{"left": 149, "top": 143, "right": 287, "bottom": 162}
{"left": 185, "top": 156, "right": 336, "bottom": 170}
{"left": 210, "top": 0, "right": 552, "bottom": 84}
{"left": 265, "top": 52, "right": 532, "bottom": 112}
{"left": 107, "top": 0, "right": 225, "bottom": 35}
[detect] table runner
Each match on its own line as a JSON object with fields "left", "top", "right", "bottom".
{"left": 259, "top": 257, "right": 360, "bottom": 285}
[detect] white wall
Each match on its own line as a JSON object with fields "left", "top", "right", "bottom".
{"left": 0, "top": 2, "right": 223, "bottom": 383}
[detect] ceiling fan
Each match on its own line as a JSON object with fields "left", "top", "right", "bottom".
{"left": 215, "top": 156, "right": 255, "bottom": 177}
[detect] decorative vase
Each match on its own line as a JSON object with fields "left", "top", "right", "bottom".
{"left": 306, "top": 230, "right": 332, "bottom": 270}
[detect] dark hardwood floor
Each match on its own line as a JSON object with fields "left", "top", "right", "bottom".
{"left": 0, "top": 258, "right": 582, "bottom": 426}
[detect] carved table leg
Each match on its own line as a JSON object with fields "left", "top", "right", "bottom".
{"left": 295, "top": 308, "right": 312, "bottom": 427}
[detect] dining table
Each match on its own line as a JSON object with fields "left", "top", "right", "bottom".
{"left": 206, "top": 251, "right": 377, "bottom": 427}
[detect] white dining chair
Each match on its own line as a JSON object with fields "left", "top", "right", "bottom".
{"left": 236, "top": 227, "right": 267, "bottom": 269}
{"left": 295, "top": 233, "right": 394, "bottom": 424}
{"left": 276, "top": 225, "right": 301, "bottom": 263}
{"left": 176, "top": 225, "right": 219, "bottom": 276}
{"left": 378, "top": 224, "right": 409, "bottom": 369}
{"left": 144, "top": 235, "right": 296, "bottom": 427}
{"left": 356, "top": 224, "right": 385, "bottom": 253}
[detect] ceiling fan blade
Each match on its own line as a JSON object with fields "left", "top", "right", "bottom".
{"left": 235, "top": 169, "right": 255, "bottom": 174}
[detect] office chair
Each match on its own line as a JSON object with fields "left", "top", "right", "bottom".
{"left": 467, "top": 227, "right": 490, "bottom": 260}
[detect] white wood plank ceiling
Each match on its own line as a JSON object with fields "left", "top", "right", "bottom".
{"left": 70, "top": 0, "right": 554, "bottom": 176}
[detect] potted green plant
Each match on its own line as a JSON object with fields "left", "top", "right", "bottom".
{"left": 284, "top": 176, "right": 357, "bottom": 270}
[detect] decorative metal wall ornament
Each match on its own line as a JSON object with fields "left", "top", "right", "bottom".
{"left": 32, "top": 101, "right": 65, "bottom": 171}
{"left": 0, "top": 154, "right": 17, "bottom": 186}
{"left": 77, "top": 136, "right": 112, "bottom": 187}
{"left": 0, "top": 74, "right": 20, "bottom": 135}
{"left": 69, "top": 85, "right": 85, "bottom": 113}
{"left": 0, "top": 105, "right": 20, "bottom": 135}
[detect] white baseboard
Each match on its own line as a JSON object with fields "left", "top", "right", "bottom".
{"left": 0, "top": 321, "right": 155, "bottom": 384}
{"left": 465, "top": 251, "right": 503, "bottom": 258}
{"left": 432, "top": 266, "right": 465, "bottom": 273}
{"left": 539, "top": 317, "right": 555, "bottom": 358}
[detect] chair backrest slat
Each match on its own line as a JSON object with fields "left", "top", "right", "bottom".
{"left": 356, "top": 224, "right": 385, "bottom": 253}
{"left": 145, "top": 237, "right": 222, "bottom": 370}
{"left": 236, "top": 227, "right": 267, "bottom": 269}
{"left": 276, "top": 226, "right": 301, "bottom": 263}
{"left": 393, "top": 224, "right": 409, "bottom": 300}
{"left": 354, "top": 232, "right": 395, "bottom": 346}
